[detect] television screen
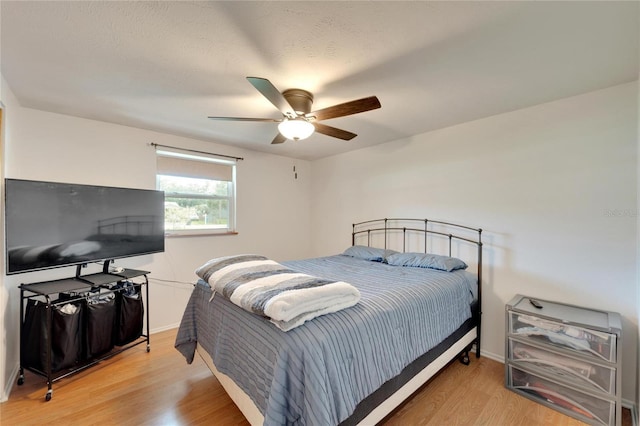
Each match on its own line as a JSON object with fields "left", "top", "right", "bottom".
{"left": 5, "top": 178, "right": 165, "bottom": 274}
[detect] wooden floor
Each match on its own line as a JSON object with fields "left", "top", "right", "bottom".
{"left": 1, "top": 329, "right": 632, "bottom": 426}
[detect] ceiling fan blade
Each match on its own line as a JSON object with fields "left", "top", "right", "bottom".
{"left": 247, "top": 77, "right": 296, "bottom": 117}
{"left": 307, "top": 96, "right": 381, "bottom": 121}
{"left": 207, "top": 116, "right": 281, "bottom": 122}
{"left": 271, "top": 133, "right": 287, "bottom": 144}
{"left": 313, "top": 122, "right": 357, "bottom": 141}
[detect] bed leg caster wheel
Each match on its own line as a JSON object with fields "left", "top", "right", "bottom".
{"left": 147, "top": 344, "right": 150, "bottom": 353}
{"left": 459, "top": 351, "right": 470, "bottom": 365}
{"left": 17, "top": 375, "right": 24, "bottom": 386}
{"left": 45, "top": 390, "right": 52, "bottom": 401}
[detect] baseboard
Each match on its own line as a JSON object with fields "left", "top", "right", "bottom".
{"left": 477, "top": 348, "right": 504, "bottom": 364}
{"left": 149, "top": 323, "right": 179, "bottom": 335}
{"left": 1, "top": 363, "right": 20, "bottom": 403}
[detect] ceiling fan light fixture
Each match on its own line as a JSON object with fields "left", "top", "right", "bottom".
{"left": 278, "top": 118, "right": 315, "bottom": 141}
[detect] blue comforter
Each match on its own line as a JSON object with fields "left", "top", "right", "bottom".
{"left": 175, "top": 255, "right": 476, "bottom": 425}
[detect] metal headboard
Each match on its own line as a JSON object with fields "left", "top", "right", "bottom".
{"left": 351, "top": 217, "right": 483, "bottom": 357}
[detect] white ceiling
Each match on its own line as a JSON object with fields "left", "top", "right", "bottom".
{"left": 1, "top": 1, "right": 638, "bottom": 161}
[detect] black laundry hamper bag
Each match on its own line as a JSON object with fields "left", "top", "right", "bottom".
{"left": 22, "top": 299, "right": 84, "bottom": 373}
{"left": 114, "top": 286, "right": 144, "bottom": 346}
{"left": 85, "top": 297, "right": 116, "bottom": 358}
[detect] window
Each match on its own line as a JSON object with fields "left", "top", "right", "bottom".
{"left": 156, "top": 149, "right": 236, "bottom": 235}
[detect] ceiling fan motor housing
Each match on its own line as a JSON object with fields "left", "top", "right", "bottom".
{"left": 282, "top": 89, "right": 314, "bottom": 115}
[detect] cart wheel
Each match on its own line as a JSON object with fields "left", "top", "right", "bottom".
{"left": 17, "top": 376, "right": 24, "bottom": 386}
{"left": 45, "top": 390, "right": 52, "bottom": 401}
{"left": 147, "top": 344, "right": 150, "bottom": 353}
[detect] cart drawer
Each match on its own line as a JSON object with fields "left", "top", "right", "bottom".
{"left": 507, "top": 365, "right": 615, "bottom": 426}
{"left": 508, "top": 312, "right": 616, "bottom": 363}
{"left": 509, "top": 338, "right": 615, "bottom": 394}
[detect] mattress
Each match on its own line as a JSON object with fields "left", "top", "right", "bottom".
{"left": 176, "top": 254, "right": 478, "bottom": 425}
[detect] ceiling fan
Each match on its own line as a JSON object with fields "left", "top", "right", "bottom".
{"left": 208, "top": 77, "right": 381, "bottom": 144}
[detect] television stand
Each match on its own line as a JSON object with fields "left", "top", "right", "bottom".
{"left": 73, "top": 259, "right": 121, "bottom": 279}
{"left": 17, "top": 268, "right": 150, "bottom": 401}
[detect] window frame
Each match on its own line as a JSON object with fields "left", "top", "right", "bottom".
{"left": 156, "top": 149, "right": 237, "bottom": 237}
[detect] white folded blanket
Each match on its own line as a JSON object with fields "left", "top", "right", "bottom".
{"left": 195, "top": 255, "right": 361, "bottom": 331}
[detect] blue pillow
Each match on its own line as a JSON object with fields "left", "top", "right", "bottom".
{"left": 342, "top": 245, "right": 397, "bottom": 262}
{"left": 385, "top": 252, "right": 467, "bottom": 272}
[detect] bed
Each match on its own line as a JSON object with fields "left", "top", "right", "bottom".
{"left": 175, "top": 218, "right": 483, "bottom": 425}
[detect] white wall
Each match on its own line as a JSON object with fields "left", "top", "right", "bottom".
{"left": 0, "top": 103, "right": 3, "bottom": 403}
{"left": 636, "top": 26, "right": 640, "bottom": 414}
{"left": 636, "top": 10, "right": 640, "bottom": 414}
{"left": 310, "top": 82, "right": 639, "bottom": 403}
{"left": 1, "top": 74, "right": 19, "bottom": 402}
{"left": 0, "top": 90, "right": 312, "bottom": 399}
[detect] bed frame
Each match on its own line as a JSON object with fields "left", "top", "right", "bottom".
{"left": 352, "top": 217, "right": 483, "bottom": 360}
{"left": 198, "top": 217, "right": 483, "bottom": 425}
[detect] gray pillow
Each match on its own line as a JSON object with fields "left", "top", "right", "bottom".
{"left": 342, "top": 245, "right": 397, "bottom": 262}
{"left": 385, "top": 252, "right": 467, "bottom": 272}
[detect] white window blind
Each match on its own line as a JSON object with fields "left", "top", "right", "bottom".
{"left": 156, "top": 149, "right": 237, "bottom": 235}
{"left": 156, "top": 155, "right": 233, "bottom": 181}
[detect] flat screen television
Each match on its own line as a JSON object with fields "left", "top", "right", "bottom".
{"left": 5, "top": 178, "right": 165, "bottom": 275}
